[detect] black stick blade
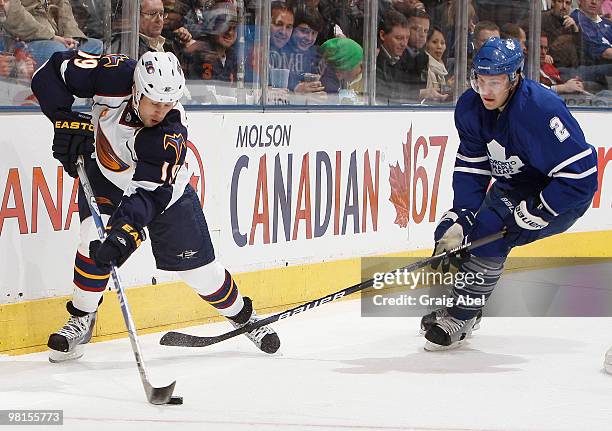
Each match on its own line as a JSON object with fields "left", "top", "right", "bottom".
{"left": 145, "top": 380, "right": 177, "bottom": 405}
{"left": 160, "top": 331, "right": 218, "bottom": 347}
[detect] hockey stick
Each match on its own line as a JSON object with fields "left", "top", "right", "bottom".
{"left": 160, "top": 230, "right": 506, "bottom": 348}
{"left": 76, "top": 156, "right": 181, "bottom": 405}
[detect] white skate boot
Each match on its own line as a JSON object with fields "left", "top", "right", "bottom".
{"left": 47, "top": 302, "right": 96, "bottom": 363}
{"left": 229, "top": 297, "right": 280, "bottom": 354}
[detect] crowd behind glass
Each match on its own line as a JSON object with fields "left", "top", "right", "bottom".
{"left": 0, "top": 0, "right": 610, "bottom": 107}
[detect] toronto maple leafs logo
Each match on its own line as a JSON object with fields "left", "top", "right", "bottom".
{"left": 486, "top": 140, "right": 524, "bottom": 179}
{"left": 505, "top": 39, "right": 516, "bottom": 50}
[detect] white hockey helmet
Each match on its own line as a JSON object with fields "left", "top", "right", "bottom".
{"left": 133, "top": 51, "right": 185, "bottom": 114}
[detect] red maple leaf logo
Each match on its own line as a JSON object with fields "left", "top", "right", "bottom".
{"left": 389, "top": 126, "right": 412, "bottom": 228}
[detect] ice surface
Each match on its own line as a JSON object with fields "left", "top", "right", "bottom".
{"left": 2, "top": 296, "right": 612, "bottom": 430}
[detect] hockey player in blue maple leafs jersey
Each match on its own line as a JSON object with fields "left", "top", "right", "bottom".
{"left": 31, "top": 50, "right": 279, "bottom": 362}
{"left": 420, "top": 37, "right": 598, "bottom": 351}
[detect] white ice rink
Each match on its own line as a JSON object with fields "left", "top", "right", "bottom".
{"left": 2, "top": 294, "right": 612, "bottom": 431}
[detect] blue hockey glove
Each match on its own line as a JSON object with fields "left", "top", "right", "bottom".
{"left": 89, "top": 223, "right": 146, "bottom": 269}
{"left": 431, "top": 209, "right": 476, "bottom": 272}
{"left": 504, "top": 196, "right": 555, "bottom": 246}
{"left": 52, "top": 111, "right": 95, "bottom": 178}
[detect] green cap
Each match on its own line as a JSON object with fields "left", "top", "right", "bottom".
{"left": 320, "top": 38, "right": 363, "bottom": 71}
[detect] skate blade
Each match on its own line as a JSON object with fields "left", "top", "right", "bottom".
{"left": 49, "top": 345, "right": 85, "bottom": 363}
{"left": 424, "top": 339, "right": 467, "bottom": 352}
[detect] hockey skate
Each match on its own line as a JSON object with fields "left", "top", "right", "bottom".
{"left": 420, "top": 308, "right": 482, "bottom": 334}
{"left": 229, "top": 297, "right": 280, "bottom": 354}
{"left": 47, "top": 302, "right": 96, "bottom": 363}
{"left": 423, "top": 313, "right": 478, "bottom": 351}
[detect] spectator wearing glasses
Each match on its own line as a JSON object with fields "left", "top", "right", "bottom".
{"left": 1, "top": 0, "right": 102, "bottom": 68}
{"left": 111, "top": 0, "right": 168, "bottom": 58}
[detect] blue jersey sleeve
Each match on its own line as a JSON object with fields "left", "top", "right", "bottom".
{"left": 452, "top": 91, "right": 492, "bottom": 212}
{"left": 110, "top": 110, "right": 188, "bottom": 229}
{"left": 520, "top": 92, "right": 598, "bottom": 216}
{"left": 31, "top": 51, "right": 135, "bottom": 120}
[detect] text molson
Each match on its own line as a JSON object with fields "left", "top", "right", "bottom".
{"left": 236, "top": 125, "right": 292, "bottom": 148}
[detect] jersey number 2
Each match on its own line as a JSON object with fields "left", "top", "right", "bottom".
{"left": 549, "top": 117, "right": 570, "bottom": 142}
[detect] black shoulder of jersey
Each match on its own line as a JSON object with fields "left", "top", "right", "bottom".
{"left": 134, "top": 109, "right": 188, "bottom": 167}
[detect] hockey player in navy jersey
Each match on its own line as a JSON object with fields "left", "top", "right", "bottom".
{"left": 421, "top": 37, "right": 598, "bottom": 351}
{"left": 31, "top": 51, "right": 280, "bottom": 362}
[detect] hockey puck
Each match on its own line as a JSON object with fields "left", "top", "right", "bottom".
{"left": 167, "top": 396, "right": 183, "bottom": 405}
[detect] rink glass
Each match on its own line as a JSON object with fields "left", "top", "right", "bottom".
{"left": 0, "top": 0, "right": 610, "bottom": 108}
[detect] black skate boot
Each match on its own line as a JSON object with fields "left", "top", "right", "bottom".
{"left": 229, "top": 297, "right": 280, "bottom": 354}
{"left": 420, "top": 308, "right": 482, "bottom": 334}
{"left": 47, "top": 301, "right": 96, "bottom": 363}
{"left": 423, "top": 313, "right": 478, "bottom": 351}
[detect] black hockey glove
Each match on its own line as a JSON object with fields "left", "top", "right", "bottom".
{"left": 52, "top": 111, "right": 95, "bottom": 178}
{"left": 430, "top": 209, "right": 476, "bottom": 272}
{"left": 89, "top": 223, "right": 146, "bottom": 270}
{"left": 504, "top": 196, "right": 555, "bottom": 247}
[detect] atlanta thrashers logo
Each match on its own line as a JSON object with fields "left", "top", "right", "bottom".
{"left": 163, "top": 133, "right": 186, "bottom": 165}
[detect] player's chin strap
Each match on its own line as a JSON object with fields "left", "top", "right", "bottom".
{"left": 160, "top": 230, "right": 507, "bottom": 348}
{"left": 75, "top": 156, "right": 182, "bottom": 405}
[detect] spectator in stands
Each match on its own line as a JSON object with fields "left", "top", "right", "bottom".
{"left": 186, "top": 1, "right": 238, "bottom": 81}
{"left": 69, "top": 0, "right": 105, "bottom": 39}
{"left": 162, "top": 0, "right": 195, "bottom": 65}
{"left": 424, "top": 26, "right": 450, "bottom": 101}
{"left": 406, "top": 8, "right": 429, "bottom": 52}
{"left": 436, "top": 0, "right": 477, "bottom": 59}
{"left": 472, "top": 20, "right": 499, "bottom": 52}
{"left": 288, "top": 0, "right": 336, "bottom": 45}
{"left": 377, "top": 10, "right": 415, "bottom": 103}
{"left": 405, "top": 8, "right": 430, "bottom": 79}
{"left": 376, "top": 9, "right": 445, "bottom": 103}
{"left": 2, "top": 0, "right": 102, "bottom": 68}
{"left": 390, "top": 0, "right": 426, "bottom": 15}
{"left": 540, "top": 32, "right": 590, "bottom": 94}
{"left": 558, "top": 0, "right": 612, "bottom": 88}
{"left": 541, "top": 0, "right": 581, "bottom": 68}
{"left": 111, "top": 0, "right": 167, "bottom": 57}
{"left": 270, "top": 1, "right": 294, "bottom": 54}
{"left": 283, "top": 6, "right": 325, "bottom": 93}
{"left": 319, "top": 37, "right": 363, "bottom": 96}
{"left": 335, "top": 0, "right": 366, "bottom": 45}
{"left": 571, "top": 0, "right": 612, "bottom": 64}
